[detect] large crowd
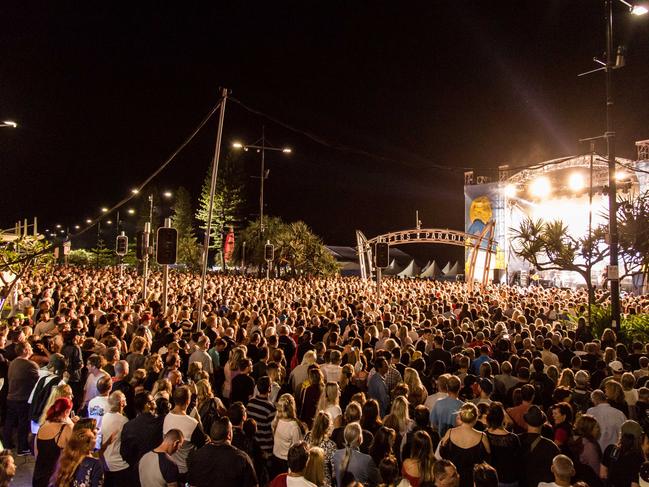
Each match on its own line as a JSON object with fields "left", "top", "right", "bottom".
{"left": 1, "top": 267, "right": 649, "bottom": 487}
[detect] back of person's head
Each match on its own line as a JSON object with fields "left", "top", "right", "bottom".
{"left": 228, "top": 401, "right": 246, "bottom": 426}
{"left": 591, "top": 389, "right": 606, "bottom": 404}
{"left": 446, "top": 375, "right": 461, "bottom": 394}
{"left": 344, "top": 401, "right": 362, "bottom": 424}
{"left": 256, "top": 376, "right": 271, "bottom": 395}
{"left": 486, "top": 402, "right": 505, "bottom": 429}
{"left": 46, "top": 397, "right": 73, "bottom": 422}
{"left": 521, "top": 384, "right": 535, "bottom": 403}
{"left": 210, "top": 416, "right": 232, "bottom": 442}
{"left": 379, "top": 456, "right": 399, "bottom": 486}
{"left": 97, "top": 375, "right": 112, "bottom": 395}
{"left": 173, "top": 385, "right": 191, "bottom": 408}
{"left": 458, "top": 403, "right": 479, "bottom": 424}
{"left": 114, "top": 360, "right": 128, "bottom": 377}
{"left": 552, "top": 454, "right": 575, "bottom": 481}
{"left": 474, "top": 462, "right": 498, "bottom": 487}
{"left": 287, "top": 441, "right": 310, "bottom": 473}
{"left": 108, "top": 391, "right": 125, "bottom": 412}
{"left": 414, "top": 405, "right": 430, "bottom": 428}
{"left": 163, "top": 428, "right": 184, "bottom": 444}
{"left": 343, "top": 422, "right": 363, "bottom": 448}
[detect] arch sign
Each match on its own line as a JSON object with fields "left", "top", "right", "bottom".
{"left": 356, "top": 221, "right": 496, "bottom": 291}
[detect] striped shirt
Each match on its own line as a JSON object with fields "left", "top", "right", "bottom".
{"left": 246, "top": 395, "right": 276, "bottom": 455}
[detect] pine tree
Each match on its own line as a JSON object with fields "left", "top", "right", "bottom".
{"left": 195, "top": 153, "right": 245, "bottom": 260}
{"left": 172, "top": 187, "right": 201, "bottom": 270}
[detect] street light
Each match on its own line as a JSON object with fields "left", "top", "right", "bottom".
{"left": 601, "top": 0, "right": 646, "bottom": 329}
{"left": 232, "top": 131, "right": 292, "bottom": 234}
{"left": 101, "top": 207, "right": 109, "bottom": 213}
{"left": 86, "top": 219, "right": 92, "bottom": 224}
{"left": 163, "top": 191, "right": 173, "bottom": 199}
{"left": 127, "top": 208, "right": 135, "bottom": 215}
{"left": 131, "top": 189, "right": 140, "bottom": 195}
{"left": 0, "top": 121, "right": 17, "bottom": 128}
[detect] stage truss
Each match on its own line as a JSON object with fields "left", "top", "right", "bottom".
{"left": 356, "top": 221, "right": 496, "bottom": 291}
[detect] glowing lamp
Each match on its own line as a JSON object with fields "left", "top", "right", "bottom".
{"left": 504, "top": 184, "right": 517, "bottom": 198}
{"left": 232, "top": 142, "right": 243, "bottom": 149}
{"left": 568, "top": 173, "right": 585, "bottom": 192}
{"left": 632, "top": 5, "right": 648, "bottom": 15}
{"left": 530, "top": 177, "right": 551, "bottom": 198}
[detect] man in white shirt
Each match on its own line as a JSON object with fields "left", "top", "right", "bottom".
{"left": 538, "top": 454, "right": 575, "bottom": 487}
{"left": 139, "top": 429, "right": 183, "bottom": 487}
{"left": 587, "top": 389, "right": 626, "bottom": 452}
{"left": 285, "top": 441, "right": 317, "bottom": 487}
{"left": 321, "top": 350, "right": 343, "bottom": 383}
{"left": 188, "top": 335, "right": 213, "bottom": 376}
{"left": 88, "top": 375, "right": 112, "bottom": 449}
{"left": 424, "top": 374, "right": 449, "bottom": 411}
{"left": 101, "top": 391, "right": 131, "bottom": 483}
{"left": 162, "top": 385, "right": 207, "bottom": 479}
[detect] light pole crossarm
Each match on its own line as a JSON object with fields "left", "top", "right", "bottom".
{"left": 235, "top": 143, "right": 291, "bottom": 152}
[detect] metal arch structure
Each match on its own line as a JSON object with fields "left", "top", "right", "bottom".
{"left": 356, "top": 222, "right": 497, "bottom": 291}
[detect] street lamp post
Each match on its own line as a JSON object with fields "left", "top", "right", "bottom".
{"left": 233, "top": 130, "right": 292, "bottom": 236}
{"left": 0, "top": 121, "right": 17, "bottom": 128}
{"left": 602, "top": 0, "right": 647, "bottom": 329}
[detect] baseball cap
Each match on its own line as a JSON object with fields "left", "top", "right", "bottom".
{"left": 609, "top": 360, "right": 624, "bottom": 373}
{"left": 621, "top": 420, "right": 644, "bottom": 439}
{"left": 523, "top": 405, "right": 547, "bottom": 427}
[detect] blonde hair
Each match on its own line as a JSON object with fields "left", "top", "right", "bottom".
{"left": 389, "top": 396, "right": 410, "bottom": 433}
{"left": 273, "top": 393, "right": 300, "bottom": 431}
{"left": 558, "top": 369, "right": 576, "bottom": 389}
{"left": 309, "top": 411, "right": 332, "bottom": 446}
{"left": 51, "top": 428, "right": 95, "bottom": 487}
{"left": 40, "top": 384, "right": 73, "bottom": 425}
{"left": 304, "top": 446, "right": 325, "bottom": 487}
{"left": 196, "top": 379, "right": 214, "bottom": 404}
{"left": 458, "top": 403, "right": 479, "bottom": 424}
{"left": 318, "top": 382, "right": 340, "bottom": 411}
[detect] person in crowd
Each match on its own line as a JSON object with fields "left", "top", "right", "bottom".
{"left": 304, "top": 411, "right": 337, "bottom": 487}
{"left": 138, "top": 428, "right": 183, "bottom": 487}
{"left": 332, "top": 422, "right": 380, "bottom": 487}
{"left": 232, "top": 358, "right": 256, "bottom": 406}
{"left": 319, "top": 382, "right": 343, "bottom": 428}
{"left": 431, "top": 375, "right": 465, "bottom": 438}
{"left": 551, "top": 401, "right": 574, "bottom": 452}
{"left": 162, "top": 385, "right": 207, "bottom": 482}
{"left": 484, "top": 402, "right": 520, "bottom": 487}
{"left": 101, "top": 390, "right": 130, "bottom": 486}
{"left": 187, "top": 416, "right": 258, "bottom": 487}
{"left": 569, "top": 414, "right": 603, "bottom": 487}
{"left": 474, "top": 462, "right": 499, "bottom": 487}
{"left": 28, "top": 352, "right": 66, "bottom": 435}
{"left": 270, "top": 440, "right": 316, "bottom": 487}
{"left": 51, "top": 426, "right": 104, "bottom": 487}
{"left": 273, "top": 393, "right": 306, "bottom": 477}
{"left": 538, "top": 454, "right": 575, "bottom": 487}
{"left": 433, "top": 459, "right": 460, "bottom": 487}
{"left": 120, "top": 391, "right": 165, "bottom": 471}
{"left": 368, "top": 426, "right": 396, "bottom": 474}
{"left": 401, "top": 430, "right": 435, "bottom": 487}
{"left": 300, "top": 366, "right": 325, "bottom": 428}
{"left": 518, "top": 405, "right": 560, "bottom": 487}
{"left": 587, "top": 388, "right": 627, "bottom": 453}
{"left": 438, "top": 403, "right": 490, "bottom": 487}
{"left": 601, "top": 420, "right": 646, "bottom": 487}
{"left": 368, "top": 358, "right": 391, "bottom": 417}
{"left": 4, "top": 340, "right": 39, "bottom": 455}
{"left": 247, "top": 376, "right": 278, "bottom": 461}
{"left": 32, "top": 397, "right": 73, "bottom": 487}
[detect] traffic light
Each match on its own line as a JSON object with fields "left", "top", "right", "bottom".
{"left": 156, "top": 227, "right": 178, "bottom": 265}
{"left": 264, "top": 242, "right": 274, "bottom": 262}
{"left": 136, "top": 231, "right": 146, "bottom": 260}
{"left": 115, "top": 235, "right": 128, "bottom": 256}
{"left": 375, "top": 242, "right": 389, "bottom": 268}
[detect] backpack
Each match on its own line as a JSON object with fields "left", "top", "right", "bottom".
{"left": 29, "top": 374, "right": 62, "bottom": 423}
{"left": 198, "top": 398, "right": 220, "bottom": 436}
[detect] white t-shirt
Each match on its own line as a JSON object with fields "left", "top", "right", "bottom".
{"left": 163, "top": 412, "right": 200, "bottom": 474}
{"left": 101, "top": 412, "right": 129, "bottom": 472}
{"left": 88, "top": 395, "right": 110, "bottom": 449}
{"left": 287, "top": 475, "right": 317, "bottom": 487}
{"left": 273, "top": 419, "right": 303, "bottom": 460}
{"left": 324, "top": 405, "right": 342, "bottom": 423}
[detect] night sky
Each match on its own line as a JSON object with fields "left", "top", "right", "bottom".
{"left": 2, "top": 1, "right": 648, "bottom": 263}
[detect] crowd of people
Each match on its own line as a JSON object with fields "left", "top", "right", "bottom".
{"left": 1, "top": 266, "right": 649, "bottom": 487}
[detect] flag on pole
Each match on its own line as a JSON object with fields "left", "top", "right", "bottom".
{"left": 223, "top": 227, "right": 235, "bottom": 263}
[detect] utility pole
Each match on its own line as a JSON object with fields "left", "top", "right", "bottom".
{"left": 605, "top": 0, "right": 621, "bottom": 330}
{"left": 162, "top": 217, "right": 171, "bottom": 315}
{"left": 260, "top": 126, "right": 266, "bottom": 236}
{"left": 142, "top": 222, "right": 151, "bottom": 302}
{"left": 197, "top": 88, "right": 229, "bottom": 330}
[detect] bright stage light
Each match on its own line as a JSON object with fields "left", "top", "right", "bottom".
{"left": 530, "top": 177, "right": 551, "bottom": 198}
{"left": 615, "top": 171, "right": 628, "bottom": 181}
{"left": 568, "top": 173, "right": 585, "bottom": 192}
{"left": 504, "top": 184, "right": 517, "bottom": 198}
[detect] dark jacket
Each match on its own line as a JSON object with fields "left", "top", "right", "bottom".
{"left": 120, "top": 412, "right": 164, "bottom": 467}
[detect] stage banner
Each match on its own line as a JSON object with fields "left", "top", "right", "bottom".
{"left": 464, "top": 182, "right": 505, "bottom": 274}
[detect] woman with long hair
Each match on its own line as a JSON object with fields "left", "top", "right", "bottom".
{"left": 332, "top": 422, "right": 380, "bottom": 487}
{"left": 39, "top": 383, "right": 75, "bottom": 426}
{"left": 368, "top": 426, "right": 396, "bottom": 470}
{"left": 403, "top": 368, "right": 427, "bottom": 408}
{"left": 304, "top": 411, "right": 337, "bottom": 487}
{"left": 439, "top": 403, "right": 490, "bottom": 487}
{"left": 401, "top": 430, "right": 435, "bottom": 487}
{"left": 304, "top": 446, "right": 326, "bottom": 487}
{"left": 50, "top": 427, "right": 104, "bottom": 487}
{"left": 385, "top": 396, "right": 412, "bottom": 437}
{"left": 360, "top": 399, "right": 383, "bottom": 437}
{"left": 340, "top": 364, "right": 361, "bottom": 412}
{"left": 143, "top": 353, "right": 163, "bottom": 391}
{"left": 605, "top": 381, "right": 629, "bottom": 417}
{"left": 300, "top": 366, "right": 325, "bottom": 428}
{"left": 195, "top": 379, "right": 226, "bottom": 434}
{"left": 558, "top": 369, "right": 576, "bottom": 389}
{"left": 601, "top": 420, "right": 645, "bottom": 487}
{"left": 319, "top": 382, "right": 343, "bottom": 428}
{"left": 33, "top": 398, "right": 74, "bottom": 487}
{"left": 223, "top": 346, "right": 246, "bottom": 400}
{"left": 570, "top": 414, "right": 602, "bottom": 482}
{"left": 484, "top": 402, "right": 520, "bottom": 487}
{"left": 272, "top": 393, "right": 306, "bottom": 478}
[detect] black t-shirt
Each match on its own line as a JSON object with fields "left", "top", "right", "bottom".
{"left": 230, "top": 374, "right": 255, "bottom": 405}
{"left": 518, "top": 432, "right": 560, "bottom": 487}
{"left": 187, "top": 442, "right": 257, "bottom": 487}
{"left": 603, "top": 444, "right": 645, "bottom": 487}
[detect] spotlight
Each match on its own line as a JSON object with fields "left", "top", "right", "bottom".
{"left": 530, "top": 177, "right": 551, "bottom": 198}
{"left": 504, "top": 184, "right": 517, "bottom": 198}
{"left": 568, "top": 173, "right": 585, "bottom": 192}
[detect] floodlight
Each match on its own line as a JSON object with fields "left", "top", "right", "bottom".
{"left": 530, "top": 177, "right": 551, "bottom": 198}
{"left": 632, "top": 5, "right": 648, "bottom": 15}
{"left": 232, "top": 142, "right": 243, "bottom": 149}
{"left": 504, "top": 184, "right": 517, "bottom": 198}
{"left": 568, "top": 173, "right": 585, "bottom": 192}
{"left": 282, "top": 148, "right": 292, "bottom": 153}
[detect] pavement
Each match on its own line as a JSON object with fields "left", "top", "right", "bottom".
{"left": 12, "top": 452, "right": 34, "bottom": 487}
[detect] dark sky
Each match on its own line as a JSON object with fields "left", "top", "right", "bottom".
{"left": 2, "top": 1, "right": 648, "bottom": 263}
